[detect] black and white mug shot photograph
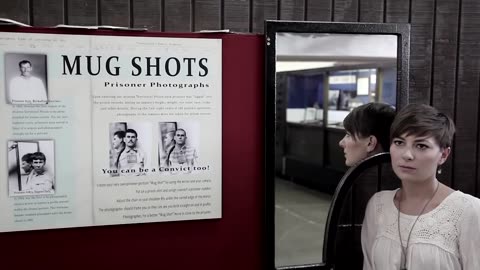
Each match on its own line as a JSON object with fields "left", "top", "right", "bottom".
{"left": 7, "top": 140, "right": 55, "bottom": 196}
{"left": 158, "top": 121, "right": 199, "bottom": 173}
{"left": 109, "top": 122, "right": 152, "bottom": 177}
{"left": 4, "top": 53, "right": 48, "bottom": 105}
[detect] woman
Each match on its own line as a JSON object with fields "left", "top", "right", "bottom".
{"left": 339, "top": 102, "right": 396, "bottom": 166}
{"left": 362, "top": 104, "right": 480, "bottom": 270}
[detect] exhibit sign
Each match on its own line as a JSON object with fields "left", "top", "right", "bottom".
{"left": 0, "top": 31, "right": 222, "bottom": 232}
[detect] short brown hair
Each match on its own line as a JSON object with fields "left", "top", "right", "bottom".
{"left": 390, "top": 104, "right": 455, "bottom": 148}
{"left": 343, "top": 102, "right": 396, "bottom": 151}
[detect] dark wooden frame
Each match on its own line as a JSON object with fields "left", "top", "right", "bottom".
{"left": 265, "top": 20, "right": 410, "bottom": 270}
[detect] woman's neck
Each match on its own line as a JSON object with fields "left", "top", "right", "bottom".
{"left": 400, "top": 177, "right": 439, "bottom": 201}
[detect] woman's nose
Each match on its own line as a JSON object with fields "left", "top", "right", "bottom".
{"left": 401, "top": 148, "right": 414, "bottom": 160}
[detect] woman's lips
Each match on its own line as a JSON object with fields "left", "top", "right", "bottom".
{"left": 398, "top": 165, "right": 416, "bottom": 172}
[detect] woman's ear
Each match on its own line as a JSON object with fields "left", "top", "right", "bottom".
{"left": 366, "top": 136, "right": 378, "bottom": 153}
{"left": 438, "top": 147, "right": 451, "bottom": 165}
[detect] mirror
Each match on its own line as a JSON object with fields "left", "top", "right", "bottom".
{"left": 265, "top": 21, "right": 409, "bottom": 269}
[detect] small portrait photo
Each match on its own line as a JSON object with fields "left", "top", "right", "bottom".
{"left": 109, "top": 122, "right": 152, "bottom": 177}
{"left": 7, "top": 140, "right": 55, "bottom": 196}
{"left": 328, "top": 89, "right": 340, "bottom": 110}
{"left": 4, "top": 53, "right": 48, "bottom": 105}
{"left": 159, "top": 121, "right": 200, "bottom": 172}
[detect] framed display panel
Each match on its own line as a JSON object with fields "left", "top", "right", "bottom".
{"left": 0, "top": 28, "right": 222, "bottom": 232}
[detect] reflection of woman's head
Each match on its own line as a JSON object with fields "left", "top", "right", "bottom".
{"left": 344, "top": 103, "right": 396, "bottom": 150}
{"left": 339, "top": 102, "right": 396, "bottom": 166}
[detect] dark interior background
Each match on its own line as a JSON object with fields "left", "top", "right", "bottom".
{"left": 0, "top": 1, "right": 479, "bottom": 269}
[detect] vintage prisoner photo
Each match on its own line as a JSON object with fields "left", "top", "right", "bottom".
{"left": 158, "top": 121, "right": 200, "bottom": 171}
{"left": 4, "top": 53, "right": 49, "bottom": 105}
{"left": 108, "top": 122, "right": 152, "bottom": 177}
{"left": 7, "top": 140, "right": 55, "bottom": 196}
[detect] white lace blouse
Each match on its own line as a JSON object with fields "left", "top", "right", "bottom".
{"left": 361, "top": 189, "right": 480, "bottom": 270}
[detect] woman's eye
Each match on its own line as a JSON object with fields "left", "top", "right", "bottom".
{"left": 393, "top": 140, "right": 403, "bottom": 146}
{"left": 416, "top": 144, "right": 428, "bottom": 150}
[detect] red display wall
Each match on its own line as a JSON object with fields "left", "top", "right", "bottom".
{"left": 0, "top": 28, "right": 265, "bottom": 270}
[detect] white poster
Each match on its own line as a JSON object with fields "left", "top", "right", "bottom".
{"left": 0, "top": 32, "right": 222, "bottom": 232}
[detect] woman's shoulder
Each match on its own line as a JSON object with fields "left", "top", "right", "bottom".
{"left": 366, "top": 189, "right": 398, "bottom": 212}
{"left": 455, "top": 191, "right": 480, "bottom": 211}
{"left": 442, "top": 191, "right": 480, "bottom": 223}
{"left": 448, "top": 191, "right": 480, "bottom": 207}
{"left": 371, "top": 189, "right": 398, "bottom": 203}
{"left": 363, "top": 190, "right": 398, "bottom": 222}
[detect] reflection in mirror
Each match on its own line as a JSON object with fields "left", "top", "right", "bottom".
{"left": 274, "top": 33, "right": 397, "bottom": 267}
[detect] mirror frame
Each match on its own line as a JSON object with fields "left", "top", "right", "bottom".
{"left": 264, "top": 20, "right": 410, "bottom": 270}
